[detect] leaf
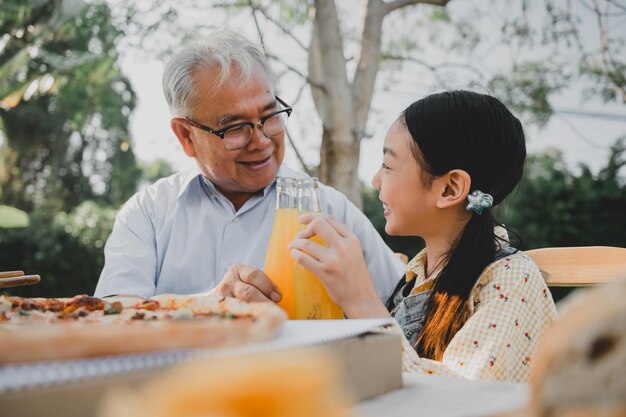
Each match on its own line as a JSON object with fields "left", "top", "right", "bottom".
{"left": 430, "top": 10, "right": 450, "bottom": 22}
{"left": 0, "top": 205, "right": 30, "bottom": 228}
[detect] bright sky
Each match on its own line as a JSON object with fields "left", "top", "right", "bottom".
{"left": 121, "top": 1, "right": 626, "bottom": 185}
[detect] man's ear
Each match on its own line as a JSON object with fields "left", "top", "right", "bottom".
{"left": 435, "top": 169, "right": 471, "bottom": 209}
{"left": 171, "top": 118, "right": 196, "bottom": 158}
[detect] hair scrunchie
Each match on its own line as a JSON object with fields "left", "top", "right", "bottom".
{"left": 466, "top": 190, "right": 493, "bottom": 215}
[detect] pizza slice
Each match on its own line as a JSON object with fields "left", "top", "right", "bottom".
{"left": 0, "top": 293, "right": 286, "bottom": 364}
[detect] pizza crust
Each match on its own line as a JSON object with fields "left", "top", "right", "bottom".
{"left": 0, "top": 295, "right": 287, "bottom": 364}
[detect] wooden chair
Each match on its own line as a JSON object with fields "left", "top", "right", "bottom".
{"left": 525, "top": 246, "right": 626, "bottom": 287}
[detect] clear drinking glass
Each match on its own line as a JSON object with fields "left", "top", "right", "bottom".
{"left": 293, "top": 178, "right": 344, "bottom": 320}
{"left": 264, "top": 177, "right": 299, "bottom": 319}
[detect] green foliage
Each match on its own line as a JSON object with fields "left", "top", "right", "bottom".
{"left": 430, "top": 10, "right": 450, "bottom": 23}
{"left": 0, "top": 1, "right": 140, "bottom": 297}
{"left": 488, "top": 63, "right": 569, "bottom": 127}
{"left": 0, "top": 201, "right": 117, "bottom": 297}
{"left": 273, "top": 0, "right": 310, "bottom": 28}
{"left": 499, "top": 139, "right": 626, "bottom": 249}
{"left": 0, "top": 0, "right": 83, "bottom": 99}
{"left": 0, "top": 205, "right": 29, "bottom": 228}
{"left": 140, "top": 159, "right": 175, "bottom": 185}
{"left": 0, "top": 0, "right": 140, "bottom": 212}
{"left": 55, "top": 200, "right": 117, "bottom": 249}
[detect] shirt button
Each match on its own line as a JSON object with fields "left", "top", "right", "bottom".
{"left": 232, "top": 216, "right": 239, "bottom": 222}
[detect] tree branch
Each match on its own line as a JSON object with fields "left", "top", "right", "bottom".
{"left": 252, "top": 5, "right": 309, "bottom": 52}
{"left": 386, "top": 53, "right": 484, "bottom": 76}
{"left": 284, "top": 126, "right": 314, "bottom": 176}
{"left": 384, "top": 0, "right": 450, "bottom": 15}
{"left": 291, "top": 79, "right": 309, "bottom": 107}
{"left": 247, "top": 0, "right": 266, "bottom": 53}
{"left": 382, "top": 53, "right": 486, "bottom": 86}
{"left": 591, "top": 0, "right": 626, "bottom": 101}
{"left": 265, "top": 53, "right": 326, "bottom": 92}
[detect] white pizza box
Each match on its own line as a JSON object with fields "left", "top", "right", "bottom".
{"left": 0, "top": 318, "right": 402, "bottom": 417}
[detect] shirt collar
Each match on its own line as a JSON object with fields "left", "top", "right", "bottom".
{"left": 405, "top": 248, "right": 430, "bottom": 283}
{"left": 176, "top": 167, "right": 203, "bottom": 199}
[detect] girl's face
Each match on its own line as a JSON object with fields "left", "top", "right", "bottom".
{"left": 371, "top": 121, "right": 440, "bottom": 237}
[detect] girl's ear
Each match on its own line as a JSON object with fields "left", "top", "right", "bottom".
{"left": 435, "top": 169, "right": 471, "bottom": 209}
{"left": 171, "top": 118, "right": 196, "bottom": 158}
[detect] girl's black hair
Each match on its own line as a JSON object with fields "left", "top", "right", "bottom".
{"left": 401, "top": 90, "right": 526, "bottom": 360}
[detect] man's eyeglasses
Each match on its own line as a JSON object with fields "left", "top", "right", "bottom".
{"left": 184, "top": 96, "right": 292, "bottom": 151}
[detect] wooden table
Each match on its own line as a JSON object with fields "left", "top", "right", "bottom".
{"left": 358, "top": 372, "right": 528, "bottom": 417}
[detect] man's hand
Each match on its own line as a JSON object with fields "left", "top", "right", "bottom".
{"left": 210, "top": 264, "right": 282, "bottom": 303}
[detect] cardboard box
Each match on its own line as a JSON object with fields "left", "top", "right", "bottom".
{"left": 0, "top": 331, "right": 402, "bottom": 417}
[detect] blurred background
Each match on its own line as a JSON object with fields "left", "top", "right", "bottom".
{"left": 1, "top": 0, "right": 625, "bottom": 298}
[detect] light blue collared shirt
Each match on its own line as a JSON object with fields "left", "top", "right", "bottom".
{"left": 94, "top": 165, "right": 404, "bottom": 301}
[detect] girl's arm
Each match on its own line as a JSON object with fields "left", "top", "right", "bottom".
{"left": 289, "top": 212, "right": 391, "bottom": 318}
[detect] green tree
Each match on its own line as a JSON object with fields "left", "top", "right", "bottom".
{"left": 140, "top": 159, "right": 175, "bottom": 186}
{"left": 0, "top": 1, "right": 141, "bottom": 297}
{"left": 0, "top": 0, "right": 140, "bottom": 213}
{"left": 0, "top": 202, "right": 117, "bottom": 297}
{"left": 500, "top": 138, "right": 626, "bottom": 249}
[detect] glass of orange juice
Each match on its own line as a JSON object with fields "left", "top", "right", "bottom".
{"left": 293, "top": 178, "right": 343, "bottom": 320}
{"left": 264, "top": 177, "right": 299, "bottom": 319}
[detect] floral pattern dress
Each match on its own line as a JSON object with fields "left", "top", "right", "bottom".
{"left": 377, "top": 242, "right": 558, "bottom": 382}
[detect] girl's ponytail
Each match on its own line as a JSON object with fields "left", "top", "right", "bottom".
{"left": 416, "top": 209, "right": 496, "bottom": 360}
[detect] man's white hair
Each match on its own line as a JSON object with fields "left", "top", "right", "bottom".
{"left": 162, "top": 30, "right": 273, "bottom": 117}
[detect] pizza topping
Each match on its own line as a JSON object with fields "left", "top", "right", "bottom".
{"left": 0, "top": 296, "right": 10, "bottom": 314}
{"left": 131, "top": 312, "right": 146, "bottom": 320}
{"left": 104, "top": 301, "right": 123, "bottom": 315}
{"left": 9, "top": 297, "right": 65, "bottom": 313}
{"left": 170, "top": 307, "right": 193, "bottom": 320}
{"left": 63, "top": 295, "right": 106, "bottom": 313}
{"left": 17, "top": 300, "right": 36, "bottom": 311}
{"left": 134, "top": 300, "right": 160, "bottom": 311}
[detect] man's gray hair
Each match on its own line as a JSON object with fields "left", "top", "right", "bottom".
{"left": 162, "top": 31, "right": 273, "bottom": 116}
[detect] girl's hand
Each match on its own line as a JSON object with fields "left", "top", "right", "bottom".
{"left": 288, "top": 213, "right": 390, "bottom": 318}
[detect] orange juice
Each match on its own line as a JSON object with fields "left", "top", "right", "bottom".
{"left": 293, "top": 234, "right": 344, "bottom": 320}
{"left": 264, "top": 207, "right": 299, "bottom": 319}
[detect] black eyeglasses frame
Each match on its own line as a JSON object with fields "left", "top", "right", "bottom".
{"left": 184, "top": 96, "right": 292, "bottom": 141}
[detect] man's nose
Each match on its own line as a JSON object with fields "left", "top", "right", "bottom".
{"left": 247, "top": 123, "right": 272, "bottom": 149}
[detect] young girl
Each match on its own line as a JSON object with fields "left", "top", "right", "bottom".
{"left": 289, "top": 91, "right": 557, "bottom": 382}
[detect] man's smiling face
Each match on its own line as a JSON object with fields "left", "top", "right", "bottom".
{"left": 176, "top": 63, "right": 285, "bottom": 208}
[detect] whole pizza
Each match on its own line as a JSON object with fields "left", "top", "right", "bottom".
{"left": 0, "top": 293, "right": 287, "bottom": 364}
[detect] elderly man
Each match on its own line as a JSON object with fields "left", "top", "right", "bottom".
{"left": 94, "top": 31, "right": 404, "bottom": 304}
